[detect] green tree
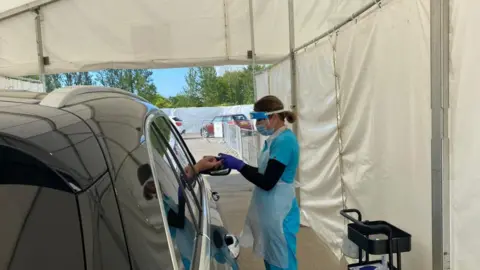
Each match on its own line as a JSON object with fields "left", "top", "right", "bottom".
{"left": 182, "top": 68, "right": 203, "bottom": 106}
{"left": 96, "top": 69, "right": 157, "bottom": 103}
{"left": 62, "top": 72, "right": 94, "bottom": 86}
{"left": 45, "top": 74, "right": 63, "bottom": 92}
{"left": 154, "top": 95, "right": 173, "bottom": 108}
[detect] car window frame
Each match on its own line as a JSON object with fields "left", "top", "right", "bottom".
{"left": 144, "top": 113, "right": 181, "bottom": 270}
{"left": 148, "top": 117, "right": 200, "bottom": 226}
{"left": 146, "top": 111, "right": 213, "bottom": 269}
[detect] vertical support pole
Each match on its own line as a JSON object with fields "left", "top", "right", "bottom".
{"left": 34, "top": 9, "right": 46, "bottom": 89}
{"left": 431, "top": 0, "right": 450, "bottom": 269}
{"left": 287, "top": 0, "right": 302, "bottom": 205}
{"left": 248, "top": 0, "right": 257, "bottom": 100}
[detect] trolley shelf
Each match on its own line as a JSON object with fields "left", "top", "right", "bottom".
{"left": 340, "top": 209, "right": 412, "bottom": 270}
{"left": 348, "top": 220, "right": 411, "bottom": 255}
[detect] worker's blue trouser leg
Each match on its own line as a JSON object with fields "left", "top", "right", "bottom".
{"left": 263, "top": 231, "right": 297, "bottom": 270}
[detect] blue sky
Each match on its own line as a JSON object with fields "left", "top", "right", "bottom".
{"left": 152, "top": 68, "right": 189, "bottom": 97}
{"left": 152, "top": 65, "right": 245, "bottom": 97}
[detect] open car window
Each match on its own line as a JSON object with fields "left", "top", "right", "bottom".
{"left": 146, "top": 115, "right": 201, "bottom": 269}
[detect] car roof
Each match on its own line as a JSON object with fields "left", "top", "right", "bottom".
{"left": 0, "top": 86, "right": 161, "bottom": 193}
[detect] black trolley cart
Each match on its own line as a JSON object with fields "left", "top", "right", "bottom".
{"left": 340, "top": 209, "right": 412, "bottom": 270}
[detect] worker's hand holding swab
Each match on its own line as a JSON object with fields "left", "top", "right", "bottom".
{"left": 218, "top": 153, "right": 245, "bottom": 171}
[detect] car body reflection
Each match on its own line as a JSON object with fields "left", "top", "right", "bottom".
{"left": 0, "top": 88, "right": 238, "bottom": 270}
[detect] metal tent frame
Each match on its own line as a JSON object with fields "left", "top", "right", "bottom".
{"left": 0, "top": 0, "right": 451, "bottom": 268}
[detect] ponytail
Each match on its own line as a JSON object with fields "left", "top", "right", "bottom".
{"left": 284, "top": 111, "right": 297, "bottom": 124}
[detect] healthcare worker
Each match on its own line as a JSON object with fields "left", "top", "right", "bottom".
{"left": 219, "top": 95, "right": 300, "bottom": 270}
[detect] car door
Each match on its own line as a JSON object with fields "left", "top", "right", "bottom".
{"left": 145, "top": 112, "right": 206, "bottom": 269}
{"left": 209, "top": 117, "right": 222, "bottom": 134}
{"left": 145, "top": 112, "right": 238, "bottom": 270}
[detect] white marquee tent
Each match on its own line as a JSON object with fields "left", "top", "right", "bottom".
{"left": 0, "top": 0, "right": 476, "bottom": 269}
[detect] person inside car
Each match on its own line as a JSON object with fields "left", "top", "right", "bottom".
{"left": 138, "top": 157, "right": 222, "bottom": 269}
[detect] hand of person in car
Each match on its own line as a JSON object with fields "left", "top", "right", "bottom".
{"left": 184, "top": 156, "right": 223, "bottom": 178}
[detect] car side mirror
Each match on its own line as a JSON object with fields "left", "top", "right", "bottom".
{"left": 208, "top": 167, "right": 231, "bottom": 176}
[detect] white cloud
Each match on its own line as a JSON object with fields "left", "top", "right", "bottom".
{"left": 215, "top": 65, "right": 247, "bottom": 76}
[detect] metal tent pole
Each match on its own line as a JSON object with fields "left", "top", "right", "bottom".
{"left": 248, "top": 0, "right": 257, "bottom": 100}
{"left": 287, "top": 0, "right": 302, "bottom": 205}
{"left": 34, "top": 10, "right": 46, "bottom": 89}
{"left": 430, "top": 0, "right": 450, "bottom": 268}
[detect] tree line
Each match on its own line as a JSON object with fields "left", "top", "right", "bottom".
{"left": 25, "top": 65, "right": 265, "bottom": 108}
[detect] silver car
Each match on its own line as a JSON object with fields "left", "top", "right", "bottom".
{"left": 0, "top": 86, "right": 239, "bottom": 270}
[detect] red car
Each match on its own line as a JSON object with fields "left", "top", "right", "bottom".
{"left": 201, "top": 114, "right": 254, "bottom": 137}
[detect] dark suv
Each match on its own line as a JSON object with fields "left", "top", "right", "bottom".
{"left": 0, "top": 86, "right": 239, "bottom": 270}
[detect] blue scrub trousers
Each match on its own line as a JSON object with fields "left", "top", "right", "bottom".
{"left": 264, "top": 199, "right": 300, "bottom": 270}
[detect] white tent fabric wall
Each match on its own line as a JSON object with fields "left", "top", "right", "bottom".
{"left": 295, "top": 37, "right": 344, "bottom": 259}
{"left": 255, "top": 0, "right": 432, "bottom": 269}
{"left": 161, "top": 105, "right": 253, "bottom": 134}
{"left": 0, "top": 76, "right": 45, "bottom": 92}
{"left": 268, "top": 59, "right": 292, "bottom": 111}
{"left": 0, "top": 0, "right": 372, "bottom": 77}
{"left": 336, "top": 0, "right": 431, "bottom": 269}
{"left": 450, "top": 0, "right": 480, "bottom": 268}
{"left": 254, "top": 72, "right": 269, "bottom": 100}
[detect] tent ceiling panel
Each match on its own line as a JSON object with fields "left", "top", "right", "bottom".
{"left": 294, "top": 0, "right": 373, "bottom": 48}
{"left": 0, "top": 0, "right": 372, "bottom": 76}
{"left": 0, "top": 0, "right": 36, "bottom": 13}
{"left": 0, "top": 12, "right": 39, "bottom": 76}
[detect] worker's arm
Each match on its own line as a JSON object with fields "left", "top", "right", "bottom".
{"left": 239, "top": 159, "right": 286, "bottom": 191}
{"left": 240, "top": 135, "right": 293, "bottom": 191}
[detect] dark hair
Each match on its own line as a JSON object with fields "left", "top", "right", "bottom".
{"left": 253, "top": 95, "right": 297, "bottom": 124}
{"left": 137, "top": 164, "right": 152, "bottom": 185}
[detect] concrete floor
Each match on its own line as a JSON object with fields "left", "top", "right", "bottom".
{"left": 185, "top": 134, "right": 347, "bottom": 270}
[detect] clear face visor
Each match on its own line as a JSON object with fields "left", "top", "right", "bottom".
{"left": 249, "top": 109, "right": 285, "bottom": 120}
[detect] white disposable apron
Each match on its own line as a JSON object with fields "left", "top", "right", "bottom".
{"left": 239, "top": 127, "right": 295, "bottom": 268}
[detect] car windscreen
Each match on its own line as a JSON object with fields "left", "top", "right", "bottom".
{"left": 172, "top": 117, "right": 182, "bottom": 121}
{"left": 232, "top": 115, "right": 247, "bottom": 121}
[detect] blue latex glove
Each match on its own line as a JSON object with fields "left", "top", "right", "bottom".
{"left": 218, "top": 153, "right": 245, "bottom": 171}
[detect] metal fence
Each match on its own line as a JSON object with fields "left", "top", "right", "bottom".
{"left": 222, "top": 123, "right": 264, "bottom": 167}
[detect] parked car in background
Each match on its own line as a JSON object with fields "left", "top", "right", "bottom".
{"left": 0, "top": 87, "right": 239, "bottom": 270}
{"left": 169, "top": 116, "right": 186, "bottom": 135}
{"left": 201, "top": 114, "right": 253, "bottom": 138}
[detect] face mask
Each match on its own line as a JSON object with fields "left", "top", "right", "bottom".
{"left": 256, "top": 124, "right": 274, "bottom": 136}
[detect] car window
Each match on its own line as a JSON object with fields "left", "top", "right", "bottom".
{"left": 232, "top": 115, "right": 247, "bottom": 121}
{"left": 172, "top": 117, "right": 182, "bottom": 122}
{"left": 111, "top": 142, "right": 177, "bottom": 269}
{"left": 146, "top": 114, "right": 201, "bottom": 269}
{"left": 223, "top": 116, "right": 233, "bottom": 122}
{"left": 0, "top": 146, "right": 84, "bottom": 270}
{"left": 212, "top": 117, "right": 222, "bottom": 123}
{"left": 149, "top": 116, "right": 201, "bottom": 218}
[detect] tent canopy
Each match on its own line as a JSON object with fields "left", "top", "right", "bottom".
{"left": 0, "top": 0, "right": 370, "bottom": 76}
